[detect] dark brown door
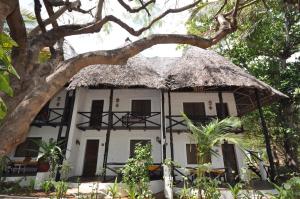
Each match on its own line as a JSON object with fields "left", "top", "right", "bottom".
{"left": 216, "top": 103, "right": 229, "bottom": 118}
{"left": 222, "top": 143, "right": 239, "bottom": 183}
{"left": 90, "top": 100, "right": 104, "bottom": 127}
{"left": 82, "top": 140, "right": 99, "bottom": 177}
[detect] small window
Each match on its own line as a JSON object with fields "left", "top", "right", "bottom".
{"left": 183, "top": 102, "right": 206, "bottom": 120}
{"left": 216, "top": 103, "right": 229, "bottom": 118}
{"left": 14, "top": 137, "right": 42, "bottom": 157}
{"left": 131, "top": 100, "right": 151, "bottom": 116}
{"left": 130, "top": 140, "right": 151, "bottom": 157}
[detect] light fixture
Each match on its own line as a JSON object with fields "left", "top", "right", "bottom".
{"left": 208, "top": 100, "right": 213, "bottom": 110}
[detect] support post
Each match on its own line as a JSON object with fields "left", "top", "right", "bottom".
{"left": 218, "top": 91, "right": 225, "bottom": 119}
{"left": 161, "top": 90, "right": 167, "bottom": 161}
{"left": 56, "top": 90, "right": 76, "bottom": 181}
{"left": 102, "top": 88, "right": 114, "bottom": 181}
{"left": 255, "top": 89, "right": 276, "bottom": 181}
{"left": 167, "top": 90, "right": 175, "bottom": 180}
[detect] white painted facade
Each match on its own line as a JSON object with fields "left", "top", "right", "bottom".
{"left": 8, "top": 87, "right": 248, "bottom": 184}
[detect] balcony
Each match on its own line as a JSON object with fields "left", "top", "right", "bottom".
{"left": 166, "top": 115, "right": 217, "bottom": 132}
{"left": 31, "top": 108, "right": 66, "bottom": 127}
{"left": 77, "top": 111, "right": 161, "bottom": 131}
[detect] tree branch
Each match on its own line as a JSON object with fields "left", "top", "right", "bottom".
{"left": 33, "top": 0, "right": 202, "bottom": 48}
{"left": 117, "top": 0, "right": 155, "bottom": 16}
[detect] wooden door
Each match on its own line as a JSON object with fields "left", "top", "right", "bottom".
{"left": 90, "top": 100, "right": 104, "bottom": 127}
{"left": 183, "top": 102, "right": 206, "bottom": 121}
{"left": 222, "top": 143, "right": 239, "bottom": 183}
{"left": 82, "top": 140, "right": 99, "bottom": 177}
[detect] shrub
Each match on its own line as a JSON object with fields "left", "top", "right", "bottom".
{"left": 122, "top": 144, "right": 153, "bottom": 199}
{"left": 54, "top": 181, "right": 68, "bottom": 199}
{"left": 41, "top": 180, "right": 54, "bottom": 194}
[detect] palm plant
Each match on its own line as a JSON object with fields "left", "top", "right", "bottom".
{"left": 183, "top": 114, "right": 242, "bottom": 198}
{"left": 183, "top": 114, "right": 242, "bottom": 167}
{"left": 34, "top": 138, "right": 64, "bottom": 178}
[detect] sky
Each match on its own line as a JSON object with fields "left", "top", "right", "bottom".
{"left": 20, "top": 0, "right": 193, "bottom": 57}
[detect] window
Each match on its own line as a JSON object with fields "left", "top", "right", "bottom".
{"left": 216, "top": 103, "right": 229, "bottom": 118}
{"left": 183, "top": 102, "right": 206, "bottom": 120}
{"left": 131, "top": 100, "right": 151, "bottom": 116}
{"left": 14, "top": 137, "right": 42, "bottom": 157}
{"left": 186, "top": 144, "right": 211, "bottom": 164}
{"left": 90, "top": 100, "right": 104, "bottom": 127}
{"left": 186, "top": 144, "right": 197, "bottom": 164}
{"left": 130, "top": 140, "right": 151, "bottom": 157}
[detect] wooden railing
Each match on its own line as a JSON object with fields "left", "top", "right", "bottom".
{"left": 77, "top": 111, "right": 161, "bottom": 131}
{"left": 166, "top": 115, "right": 217, "bottom": 131}
{"left": 31, "top": 108, "right": 65, "bottom": 127}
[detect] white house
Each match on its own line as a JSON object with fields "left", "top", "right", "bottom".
{"left": 4, "top": 47, "right": 286, "bottom": 191}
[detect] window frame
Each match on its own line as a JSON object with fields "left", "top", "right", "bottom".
{"left": 14, "top": 137, "right": 42, "bottom": 158}
{"left": 131, "top": 99, "right": 152, "bottom": 117}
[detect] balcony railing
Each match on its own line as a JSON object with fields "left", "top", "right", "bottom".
{"left": 166, "top": 115, "right": 217, "bottom": 131}
{"left": 31, "top": 108, "right": 65, "bottom": 127}
{"left": 77, "top": 111, "right": 161, "bottom": 131}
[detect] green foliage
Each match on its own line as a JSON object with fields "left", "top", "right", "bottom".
{"left": 179, "top": 178, "right": 197, "bottom": 199}
{"left": 122, "top": 143, "right": 153, "bottom": 199}
{"left": 269, "top": 177, "right": 300, "bottom": 199}
{"left": 107, "top": 177, "right": 120, "bottom": 198}
{"left": 34, "top": 138, "right": 64, "bottom": 178}
{"left": 54, "top": 181, "right": 68, "bottom": 199}
{"left": 0, "top": 33, "right": 19, "bottom": 120}
{"left": 183, "top": 114, "right": 242, "bottom": 166}
{"left": 196, "top": 177, "right": 221, "bottom": 199}
{"left": 41, "top": 180, "right": 54, "bottom": 194}
{"left": 59, "top": 161, "right": 72, "bottom": 181}
{"left": 27, "top": 179, "right": 36, "bottom": 193}
{"left": 228, "top": 183, "right": 243, "bottom": 199}
{"left": 0, "top": 155, "right": 10, "bottom": 182}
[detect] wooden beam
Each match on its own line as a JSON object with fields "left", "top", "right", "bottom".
{"left": 255, "top": 89, "right": 276, "bottom": 181}
{"left": 102, "top": 88, "right": 114, "bottom": 181}
{"left": 218, "top": 91, "right": 225, "bottom": 119}
{"left": 55, "top": 90, "right": 76, "bottom": 181}
{"left": 167, "top": 90, "right": 175, "bottom": 180}
{"left": 161, "top": 90, "right": 166, "bottom": 161}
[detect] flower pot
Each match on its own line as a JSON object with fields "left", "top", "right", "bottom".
{"left": 37, "top": 162, "right": 50, "bottom": 172}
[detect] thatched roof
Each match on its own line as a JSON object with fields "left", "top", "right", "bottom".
{"left": 68, "top": 47, "right": 287, "bottom": 115}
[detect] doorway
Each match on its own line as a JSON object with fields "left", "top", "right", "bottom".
{"left": 82, "top": 140, "right": 99, "bottom": 177}
{"left": 222, "top": 142, "right": 239, "bottom": 183}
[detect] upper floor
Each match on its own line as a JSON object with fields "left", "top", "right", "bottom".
{"left": 32, "top": 87, "right": 238, "bottom": 132}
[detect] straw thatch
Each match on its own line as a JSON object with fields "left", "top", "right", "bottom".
{"left": 68, "top": 47, "right": 287, "bottom": 115}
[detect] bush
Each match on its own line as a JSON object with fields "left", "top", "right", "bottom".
{"left": 122, "top": 144, "right": 153, "bottom": 199}
{"left": 54, "top": 181, "right": 68, "bottom": 199}
{"left": 41, "top": 180, "right": 54, "bottom": 194}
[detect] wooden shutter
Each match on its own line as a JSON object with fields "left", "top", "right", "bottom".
{"left": 130, "top": 140, "right": 151, "bottom": 157}
{"left": 216, "top": 103, "right": 229, "bottom": 118}
{"left": 14, "top": 137, "right": 41, "bottom": 157}
{"left": 131, "top": 100, "right": 151, "bottom": 116}
{"left": 90, "top": 100, "right": 104, "bottom": 127}
{"left": 183, "top": 102, "right": 206, "bottom": 120}
{"left": 186, "top": 144, "right": 198, "bottom": 164}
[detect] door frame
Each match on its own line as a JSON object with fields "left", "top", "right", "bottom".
{"left": 79, "top": 137, "right": 103, "bottom": 176}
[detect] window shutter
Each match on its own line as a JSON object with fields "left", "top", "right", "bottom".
{"left": 90, "top": 100, "right": 104, "bottom": 127}
{"left": 216, "top": 103, "right": 229, "bottom": 118}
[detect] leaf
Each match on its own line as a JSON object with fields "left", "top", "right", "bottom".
{"left": 0, "top": 73, "right": 13, "bottom": 96}
{"left": 0, "top": 97, "right": 7, "bottom": 119}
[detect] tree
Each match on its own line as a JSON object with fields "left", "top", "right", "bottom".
{"left": 0, "top": 0, "right": 278, "bottom": 155}
{"left": 187, "top": 0, "right": 300, "bottom": 172}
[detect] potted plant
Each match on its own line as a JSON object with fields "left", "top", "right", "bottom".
{"left": 34, "top": 138, "right": 64, "bottom": 176}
